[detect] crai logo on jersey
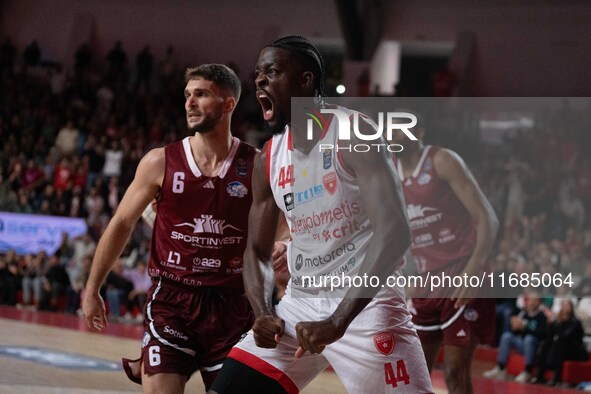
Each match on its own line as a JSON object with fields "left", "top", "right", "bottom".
{"left": 171, "top": 214, "right": 243, "bottom": 249}
{"left": 406, "top": 204, "right": 442, "bottom": 230}
{"left": 306, "top": 109, "right": 418, "bottom": 152}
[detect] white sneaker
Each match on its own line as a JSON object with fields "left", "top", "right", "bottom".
{"left": 515, "top": 371, "right": 531, "bottom": 383}
{"left": 483, "top": 366, "right": 506, "bottom": 380}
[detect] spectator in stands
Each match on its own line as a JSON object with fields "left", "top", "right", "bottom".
{"left": 66, "top": 255, "right": 92, "bottom": 315}
{"left": 106, "top": 176, "right": 121, "bottom": 215}
{"left": 55, "top": 120, "right": 80, "bottom": 157}
{"left": 104, "top": 258, "right": 133, "bottom": 321}
{"left": 0, "top": 37, "right": 16, "bottom": 76}
{"left": 533, "top": 300, "right": 588, "bottom": 386}
{"left": 576, "top": 263, "right": 591, "bottom": 297}
{"left": 122, "top": 260, "right": 151, "bottom": 323}
{"left": 74, "top": 43, "right": 92, "bottom": 79}
{"left": 56, "top": 232, "right": 74, "bottom": 266}
{"left": 84, "top": 137, "right": 105, "bottom": 191}
{"left": 53, "top": 157, "right": 73, "bottom": 191}
{"left": 23, "top": 40, "right": 41, "bottom": 69}
{"left": 495, "top": 255, "right": 521, "bottom": 341}
{"left": 21, "top": 159, "right": 45, "bottom": 194}
{"left": 20, "top": 252, "right": 45, "bottom": 309}
{"left": 484, "top": 292, "right": 547, "bottom": 382}
{"left": 102, "top": 139, "right": 123, "bottom": 179}
{"left": 158, "top": 45, "right": 178, "bottom": 89}
{"left": 67, "top": 232, "right": 95, "bottom": 290}
{"left": 106, "top": 40, "right": 127, "bottom": 87}
{"left": 14, "top": 190, "right": 33, "bottom": 213}
{"left": 135, "top": 46, "right": 153, "bottom": 93}
{"left": 0, "top": 250, "right": 21, "bottom": 306}
{"left": 39, "top": 253, "right": 71, "bottom": 311}
{"left": 0, "top": 172, "right": 15, "bottom": 210}
{"left": 85, "top": 186, "right": 105, "bottom": 231}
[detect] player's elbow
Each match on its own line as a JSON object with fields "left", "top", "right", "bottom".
{"left": 481, "top": 207, "right": 499, "bottom": 238}
{"left": 110, "top": 213, "right": 136, "bottom": 235}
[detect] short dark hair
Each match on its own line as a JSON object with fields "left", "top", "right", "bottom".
{"left": 266, "top": 35, "right": 325, "bottom": 97}
{"left": 185, "top": 64, "right": 241, "bottom": 101}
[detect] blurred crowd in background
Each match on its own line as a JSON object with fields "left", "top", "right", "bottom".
{"left": 1, "top": 39, "right": 591, "bottom": 336}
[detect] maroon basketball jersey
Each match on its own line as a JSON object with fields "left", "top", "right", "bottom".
{"left": 397, "top": 146, "right": 476, "bottom": 274}
{"left": 149, "top": 137, "right": 255, "bottom": 288}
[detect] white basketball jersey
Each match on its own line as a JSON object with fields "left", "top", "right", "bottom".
{"left": 266, "top": 106, "right": 401, "bottom": 296}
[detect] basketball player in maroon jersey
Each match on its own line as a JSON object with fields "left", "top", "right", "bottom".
{"left": 393, "top": 118, "right": 499, "bottom": 393}
{"left": 83, "top": 64, "right": 286, "bottom": 393}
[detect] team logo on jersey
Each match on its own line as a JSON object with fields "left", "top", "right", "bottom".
{"left": 323, "top": 149, "right": 332, "bottom": 169}
{"left": 407, "top": 204, "right": 443, "bottom": 230}
{"left": 295, "top": 254, "right": 303, "bottom": 271}
{"left": 228, "top": 257, "right": 242, "bottom": 268}
{"left": 236, "top": 159, "right": 248, "bottom": 177}
{"left": 226, "top": 181, "right": 248, "bottom": 198}
{"left": 417, "top": 172, "right": 431, "bottom": 185}
{"left": 406, "top": 204, "right": 438, "bottom": 220}
{"left": 174, "top": 214, "right": 241, "bottom": 234}
{"left": 463, "top": 308, "right": 479, "bottom": 322}
{"left": 283, "top": 193, "right": 295, "bottom": 211}
{"left": 323, "top": 172, "right": 337, "bottom": 195}
{"left": 203, "top": 180, "right": 215, "bottom": 189}
{"left": 373, "top": 331, "right": 394, "bottom": 355}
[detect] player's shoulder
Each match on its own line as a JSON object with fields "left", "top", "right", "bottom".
{"left": 141, "top": 146, "right": 166, "bottom": 167}
{"left": 254, "top": 140, "right": 270, "bottom": 169}
{"left": 432, "top": 146, "right": 463, "bottom": 166}
{"left": 432, "top": 146, "right": 467, "bottom": 178}
{"left": 236, "top": 138, "right": 259, "bottom": 156}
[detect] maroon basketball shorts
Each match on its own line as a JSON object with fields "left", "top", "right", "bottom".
{"left": 410, "top": 297, "right": 495, "bottom": 347}
{"left": 135, "top": 278, "right": 254, "bottom": 379}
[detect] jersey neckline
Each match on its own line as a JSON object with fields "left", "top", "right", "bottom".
{"left": 182, "top": 136, "right": 240, "bottom": 179}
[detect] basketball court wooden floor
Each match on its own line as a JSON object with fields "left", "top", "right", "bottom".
{"left": 0, "top": 305, "right": 580, "bottom": 393}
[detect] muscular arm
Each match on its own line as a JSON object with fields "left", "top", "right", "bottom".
{"left": 330, "top": 133, "right": 411, "bottom": 329}
{"left": 434, "top": 149, "right": 499, "bottom": 304}
{"left": 83, "top": 148, "right": 163, "bottom": 330}
{"left": 243, "top": 146, "right": 286, "bottom": 347}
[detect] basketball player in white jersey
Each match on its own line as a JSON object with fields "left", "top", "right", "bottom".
{"left": 210, "top": 36, "right": 432, "bottom": 393}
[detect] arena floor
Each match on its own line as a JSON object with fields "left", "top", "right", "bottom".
{"left": 0, "top": 306, "right": 580, "bottom": 393}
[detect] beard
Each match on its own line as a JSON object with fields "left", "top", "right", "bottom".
{"left": 187, "top": 108, "right": 223, "bottom": 134}
{"left": 263, "top": 112, "right": 288, "bottom": 135}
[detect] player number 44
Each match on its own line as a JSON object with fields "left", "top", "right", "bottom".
{"left": 278, "top": 165, "right": 295, "bottom": 189}
{"left": 384, "top": 360, "right": 410, "bottom": 388}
